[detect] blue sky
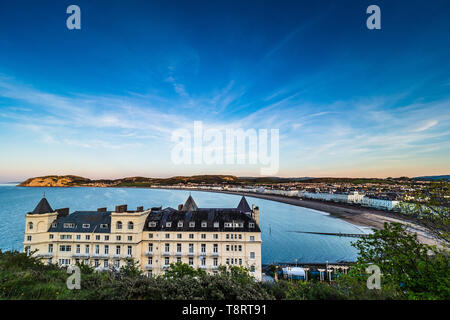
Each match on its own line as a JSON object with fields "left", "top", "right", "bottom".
{"left": 0, "top": 0, "right": 449, "bottom": 181}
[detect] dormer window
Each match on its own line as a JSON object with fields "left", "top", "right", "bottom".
{"left": 213, "top": 222, "right": 219, "bottom": 228}
{"left": 116, "top": 221, "right": 122, "bottom": 229}
{"left": 166, "top": 222, "right": 172, "bottom": 228}
{"left": 189, "top": 222, "right": 195, "bottom": 228}
{"left": 201, "top": 221, "right": 207, "bottom": 228}
{"left": 249, "top": 223, "right": 255, "bottom": 228}
{"left": 224, "top": 222, "right": 232, "bottom": 228}
{"left": 82, "top": 224, "right": 90, "bottom": 228}
{"left": 64, "top": 223, "right": 75, "bottom": 228}
{"left": 100, "top": 224, "right": 108, "bottom": 228}
{"left": 178, "top": 221, "right": 183, "bottom": 227}
{"left": 52, "top": 222, "right": 57, "bottom": 228}
{"left": 149, "top": 222, "right": 157, "bottom": 227}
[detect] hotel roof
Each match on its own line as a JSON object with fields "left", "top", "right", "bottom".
{"left": 29, "top": 197, "right": 54, "bottom": 215}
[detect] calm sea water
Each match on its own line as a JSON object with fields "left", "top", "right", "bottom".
{"left": 0, "top": 185, "right": 367, "bottom": 264}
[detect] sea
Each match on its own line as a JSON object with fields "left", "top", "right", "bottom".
{"left": 0, "top": 184, "right": 369, "bottom": 264}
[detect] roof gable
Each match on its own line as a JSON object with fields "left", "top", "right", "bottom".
{"left": 31, "top": 197, "right": 54, "bottom": 214}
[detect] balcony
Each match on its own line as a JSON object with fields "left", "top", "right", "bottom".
{"left": 199, "top": 265, "right": 207, "bottom": 269}
{"left": 112, "top": 254, "right": 121, "bottom": 260}
{"left": 210, "top": 252, "right": 219, "bottom": 257}
{"left": 72, "top": 253, "right": 90, "bottom": 258}
{"left": 162, "top": 251, "right": 171, "bottom": 256}
{"left": 91, "top": 253, "right": 108, "bottom": 259}
{"left": 175, "top": 251, "right": 182, "bottom": 256}
{"left": 144, "top": 264, "right": 153, "bottom": 270}
{"left": 36, "top": 252, "right": 53, "bottom": 258}
{"left": 187, "top": 251, "right": 195, "bottom": 256}
{"left": 145, "top": 251, "right": 154, "bottom": 257}
{"left": 162, "top": 264, "right": 170, "bottom": 269}
{"left": 94, "top": 266, "right": 109, "bottom": 272}
{"left": 211, "top": 265, "right": 219, "bottom": 270}
{"left": 198, "top": 252, "right": 206, "bottom": 257}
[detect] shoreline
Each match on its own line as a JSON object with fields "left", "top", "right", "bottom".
{"left": 16, "top": 184, "right": 445, "bottom": 247}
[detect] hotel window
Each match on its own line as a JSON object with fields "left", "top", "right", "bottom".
{"left": 250, "top": 252, "right": 255, "bottom": 259}
{"left": 85, "top": 245, "right": 89, "bottom": 254}
{"left": 238, "top": 245, "right": 242, "bottom": 251}
{"left": 59, "top": 245, "right": 71, "bottom": 252}
{"left": 49, "top": 234, "right": 54, "bottom": 239}
{"left": 201, "top": 244, "right": 206, "bottom": 253}
{"left": 28, "top": 222, "right": 33, "bottom": 230}
{"left": 100, "top": 224, "right": 108, "bottom": 229}
{"left": 95, "top": 245, "right": 100, "bottom": 254}
{"left": 25, "top": 246, "right": 30, "bottom": 256}
{"left": 239, "top": 234, "right": 242, "bottom": 240}
{"left": 226, "top": 245, "right": 230, "bottom": 251}
{"left": 201, "top": 221, "right": 207, "bottom": 228}
{"left": 165, "top": 243, "right": 170, "bottom": 253}
{"left": 84, "top": 259, "right": 89, "bottom": 265}
{"left": 104, "top": 260, "right": 108, "bottom": 268}
{"left": 149, "top": 222, "right": 156, "bottom": 227}
{"left": 48, "top": 244, "right": 53, "bottom": 253}
{"left": 177, "top": 233, "right": 182, "bottom": 239}
{"left": 189, "top": 257, "right": 193, "bottom": 266}
{"left": 104, "top": 245, "right": 109, "bottom": 254}
{"left": 149, "top": 233, "right": 153, "bottom": 239}
{"left": 96, "top": 235, "right": 100, "bottom": 240}
{"left": 250, "top": 236, "right": 255, "bottom": 242}
{"left": 148, "top": 257, "right": 152, "bottom": 265}
{"left": 147, "top": 271, "right": 152, "bottom": 277}
{"left": 250, "top": 266, "right": 255, "bottom": 272}
{"left": 105, "top": 235, "right": 109, "bottom": 241}
{"left": 116, "top": 221, "right": 122, "bottom": 230}
{"left": 213, "top": 222, "right": 219, "bottom": 228}
{"left": 177, "top": 257, "right": 181, "bottom": 263}
{"left": 166, "top": 222, "right": 172, "bottom": 228}
{"left": 148, "top": 243, "right": 153, "bottom": 252}
{"left": 27, "top": 235, "right": 32, "bottom": 241}
{"left": 127, "top": 246, "right": 132, "bottom": 255}
{"left": 189, "top": 243, "right": 194, "bottom": 253}
{"left": 249, "top": 223, "right": 255, "bottom": 228}
{"left": 189, "top": 234, "right": 194, "bottom": 239}
{"left": 116, "top": 235, "right": 121, "bottom": 241}
{"left": 94, "top": 259, "right": 99, "bottom": 267}
{"left": 213, "top": 234, "right": 218, "bottom": 239}
{"left": 201, "top": 258, "right": 206, "bottom": 266}
{"left": 224, "top": 222, "right": 232, "bottom": 228}
{"left": 213, "top": 258, "right": 218, "bottom": 266}
{"left": 201, "top": 234, "right": 206, "bottom": 239}
{"left": 177, "top": 221, "right": 183, "bottom": 228}
{"left": 128, "top": 236, "right": 132, "bottom": 241}
{"left": 239, "top": 258, "right": 242, "bottom": 265}
{"left": 128, "top": 222, "right": 134, "bottom": 230}
{"left": 76, "top": 244, "right": 80, "bottom": 253}
{"left": 165, "top": 233, "right": 170, "bottom": 239}
{"left": 189, "top": 222, "right": 195, "bottom": 228}
{"left": 116, "top": 246, "right": 121, "bottom": 255}
{"left": 60, "top": 234, "right": 72, "bottom": 240}
{"left": 52, "top": 222, "right": 57, "bottom": 228}
{"left": 64, "top": 223, "right": 75, "bottom": 228}
{"left": 76, "top": 235, "right": 81, "bottom": 240}
{"left": 226, "top": 258, "right": 230, "bottom": 265}
{"left": 226, "top": 234, "right": 230, "bottom": 239}
{"left": 82, "top": 224, "right": 90, "bottom": 228}
{"left": 165, "top": 257, "right": 170, "bottom": 265}
{"left": 177, "top": 243, "right": 182, "bottom": 253}
{"left": 85, "top": 235, "right": 90, "bottom": 240}
{"left": 213, "top": 244, "right": 218, "bottom": 253}
{"left": 114, "top": 260, "right": 120, "bottom": 268}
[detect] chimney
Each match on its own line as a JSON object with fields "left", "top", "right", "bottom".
{"left": 178, "top": 204, "right": 183, "bottom": 211}
{"left": 97, "top": 207, "right": 107, "bottom": 212}
{"left": 56, "top": 208, "right": 69, "bottom": 217}
{"left": 252, "top": 205, "right": 260, "bottom": 226}
{"left": 137, "top": 206, "right": 144, "bottom": 212}
{"left": 115, "top": 204, "right": 127, "bottom": 213}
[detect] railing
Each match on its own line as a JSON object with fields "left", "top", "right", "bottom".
{"left": 145, "top": 251, "right": 154, "bottom": 256}
{"left": 175, "top": 251, "right": 182, "bottom": 256}
{"left": 144, "top": 264, "right": 153, "bottom": 270}
{"left": 72, "top": 253, "right": 90, "bottom": 258}
{"left": 162, "top": 251, "right": 171, "bottom": 256}
{"left": 35, "top": 252, "right": 53, "bottom": 258}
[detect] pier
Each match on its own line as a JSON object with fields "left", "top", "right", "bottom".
{"left": 288, "top": 230, "right": 369, "bottom": 238}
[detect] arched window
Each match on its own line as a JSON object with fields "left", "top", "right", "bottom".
{"left": 128, "top": 221, "right": 134, "bottom": 230}
{"left": 28, "top": 222, "right": 33, "bottom": 230}
{"left": 116, "top": 221, "right": 122, "bottom": 230}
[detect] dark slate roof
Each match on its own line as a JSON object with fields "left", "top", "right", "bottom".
{"left": 144, "top": 206, "right": 260, "bottom": 233}
{"left": 47, "top": 211, "right": 112, "bottom": 233}
{"left": 181, "top": 195, "right": 198, "bottom": 211}
{"left": 237, "top": 196, "right": 251, "bottom": 213}
{"left": 30, "top": 197, "right": 54, "bottom": 214}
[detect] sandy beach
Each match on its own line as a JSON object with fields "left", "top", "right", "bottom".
{"left": 155, "top": 188, "right": 446, "bottom": 248}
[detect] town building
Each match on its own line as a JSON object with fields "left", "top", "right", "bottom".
{"left": 23, "top": 195, "right": 262, "bottom": 280}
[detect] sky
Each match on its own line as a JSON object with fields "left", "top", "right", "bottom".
{"left": 0, "top": 0, "right": 449, "bottom": 181}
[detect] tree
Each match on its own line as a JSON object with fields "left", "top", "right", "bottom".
{"left": 397, "top": 180, "right": 450, "bottom": 242}
{"left": 164, "top": 262, "right": 205, "bottom": 279}
{"left": 352, "top": 222, "right": 450, "bottom": 299}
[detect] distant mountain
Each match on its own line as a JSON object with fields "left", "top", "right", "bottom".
{"left": 412, "top": 175, "right": 450, "bottom": 181}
